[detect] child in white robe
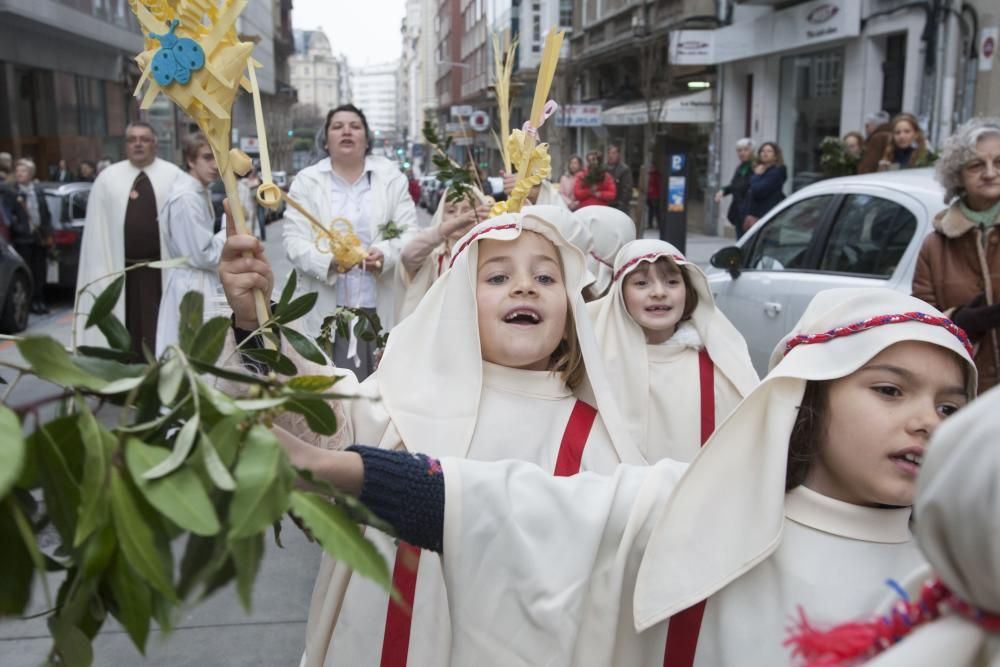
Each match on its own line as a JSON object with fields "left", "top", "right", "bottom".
{"left": 575, "top": 205, "right": 636, "bottom": 300}
{"left": 223, "top": 207, "right": 646, "bottom": 666}
{"left": 271, "top": 288, "right": 977, "bottom": 667}
{"left": 588, "top": 239, "right": 758, "bottom": 461}
{"left": 786, "top": 384, "right": 1000, "bottom": 667}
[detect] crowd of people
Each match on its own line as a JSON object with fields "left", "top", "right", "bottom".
{"left": 2, "top": 104, "right": 998, "bottom": 664}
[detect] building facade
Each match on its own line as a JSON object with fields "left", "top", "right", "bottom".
{"left": 290, "top": 29, "right": 350, "bottom": 114}
{"left": 351, "top": 61, "right": 402, "bottom": 147}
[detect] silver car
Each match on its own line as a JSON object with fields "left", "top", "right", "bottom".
{"left": 708, "top": 168, "right": 946, "bottom": 374}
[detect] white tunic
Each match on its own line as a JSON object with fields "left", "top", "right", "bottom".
{"left": 155, "top": 172, "right": 229, "bottom": 356}
{"left": 303, "top": 362, "right": 626, "bottom": 667}
{"left": 74, "top": 158, "right": 181, "bottom": 348}
{"left": 438, "top": 461, "right": 922, "bottom": 667}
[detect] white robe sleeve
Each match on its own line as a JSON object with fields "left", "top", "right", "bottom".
{"left": 164, "top": 192, "right": 223, "bottom": 271}
{"left": 282, "top": 175, "right": 339, "bottom": 285}
{"left": 439, "top": 457, "right": 687, "bottom": 666}
{"left": 371, "top": 174, "right": 418, "bottom": 278}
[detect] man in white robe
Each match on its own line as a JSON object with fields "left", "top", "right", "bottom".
{"left": 74, "top": 121, "right": 181, "bottom": 352}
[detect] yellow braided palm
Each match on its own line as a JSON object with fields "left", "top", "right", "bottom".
{"left": 489, "top": 129, "right": 552, "bottom": 217}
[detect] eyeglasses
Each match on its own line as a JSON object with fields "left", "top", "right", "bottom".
{"left": 126, "top": 136, "right": 155, "bottom": 145}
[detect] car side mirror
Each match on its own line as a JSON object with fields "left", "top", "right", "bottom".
{"left": 711, "top": 246, "right": 743, "bottom": 279}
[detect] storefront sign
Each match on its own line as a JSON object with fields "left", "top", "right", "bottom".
{"left": 556, "top": 104, "right": 603, "bottom": 127}
{"left": 468, "top": 110, "right": 491, "bottom": 132}
{"left": 670, "top": 0, "right": 860, "bottom": 65}
{"left": 602, "top": 90, "right": 714, "bottom": 126}
{"left": 450, "top": 105, "right": 473, "bottom": 117}
{"left": 981, "top": 28, "right": 998, "bottom": 72}
{"left": 239, "top": 136, "right": 259, "bottom": 153}
{"left": 667, "top": 177, "right": 686, "bottom": 212}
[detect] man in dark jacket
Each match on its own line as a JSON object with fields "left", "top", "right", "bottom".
{"left": 715, "top": 138, "right": 755, "bottom": 238}
{"left": 857, "top": 111, "right": 892, "bottom": 175}
{"left": 606, "top": 144, "right": 633, "bottom": 216}
{"left": 12, "top": 159, "right": 52, "bottom": 314}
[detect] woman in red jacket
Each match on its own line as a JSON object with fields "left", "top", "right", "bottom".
{"left": 574, "top": 150, "right": 617, "bottom": 208}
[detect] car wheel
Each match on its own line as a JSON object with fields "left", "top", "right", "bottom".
{"left": 0, "top": 271, "right": 31, "bottom": 333}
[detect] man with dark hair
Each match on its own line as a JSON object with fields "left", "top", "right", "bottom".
{"left": 74, "top": 121, "right": 182, "bottom": 354}
{"left": 606, "top": 144, "right": 633, "bottom": 217}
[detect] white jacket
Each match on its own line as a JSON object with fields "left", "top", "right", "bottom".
{"left": 281, "top": 156, "right": 417, "bottom": 338}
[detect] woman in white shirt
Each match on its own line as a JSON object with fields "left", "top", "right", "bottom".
{"left": 281, "top": 104, "right": 417, "bottom": 378}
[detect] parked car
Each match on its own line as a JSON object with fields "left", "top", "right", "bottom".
{"left": 0, "top": 235, "right": 33, "bottom": 333}
{"left": 707, "top": 168, "right": 946, "bottom": 375}
{"left": 41, "top": 181, "right": 90, "bottom": 290}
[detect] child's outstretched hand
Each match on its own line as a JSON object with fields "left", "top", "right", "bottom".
{"left": 219, "top": 198, "right": 274, "bottom": 330}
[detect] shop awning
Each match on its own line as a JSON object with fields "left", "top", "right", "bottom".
{"left": 601, "top": 90, "right": 715, "bottom": 126}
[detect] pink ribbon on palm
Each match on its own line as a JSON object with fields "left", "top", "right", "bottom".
{"left": 522, "top": 100, "right": 560, "bottom": 138}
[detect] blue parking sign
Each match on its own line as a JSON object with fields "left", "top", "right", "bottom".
{"left": 670, "top": 154, "right": 686, "bottom": 174}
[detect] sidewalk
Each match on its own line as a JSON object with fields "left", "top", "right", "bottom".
{"left": 641, "top": 226, "right": 734, "bottom": 269}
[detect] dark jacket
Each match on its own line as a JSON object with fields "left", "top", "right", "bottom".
{"left": 742, "top": 165, "right": 787, "bottom": 220}
{"left": 10, "top": 182, "right": 52, "bottom": 244}
{"left": 0, "top": 183, "right": 28, "bottom": 242}
{"left": 607, "top": 161, "right": 633, "bottom": 213}
{"left": 857, "top": 123, "right": 892, "bottom": 174}
{"left": 722, "top": 160, "right": 753, "bottom": 227}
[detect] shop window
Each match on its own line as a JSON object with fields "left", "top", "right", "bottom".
{"left": 76, "top": 75, "right": 107, "bottom": 137}
{"left": 744, "top": 195, "right": 834, "bottom": 271}
{"left": 881, "top": 34, "right": 906, "bottom": 116}
{"left": 819, "top": 194, "right": 916, "bottom": 277}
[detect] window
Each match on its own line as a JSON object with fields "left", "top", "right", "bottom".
{"left": 559, "top": 0, "right": 573, "bottom": 27}
{"left": 819, "top": 195, "right": 917, "bottom": 277}
{"left": 744, "top": 195, "right": 834, "bottom": 271}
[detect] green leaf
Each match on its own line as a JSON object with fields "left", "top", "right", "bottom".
{"left": 178, "top": 291, "right": 205, "bottom": 352}
{"left": 199, "top": 431, "right": 236, "bottom": 492}
{"left": 77, "top": 345, "right": 135, "bottom": 363}
{"left": 142, "top": 415, "right": 200, "bottom": 481}
{"left": 157, "top": 354, "right": 185, "bottom": 405}
{"left": 84, "top": 275, "right": 124, "bottom": 328}
{"left": 190, "top": 317, "right": 232, "bottom": 365}
{"left": 286, "top": 375, "right": 340, "bottom": 392}
{"left": 195, "top": 379, "right": 240, "bottom": 418}
{"left": 147, "top": 256, "right": 189, "bottom": 269}
{"left": 17, "top": 337, "right": 108, "bottom": 390}
{"left": 74, "top": 406, "right": 112, "bottom": 546}
{"left": 285, "top": 398, "right": 339, "bottom": 436}
{"left": 109, "top": 468, "right": 175, "bottom": 600}
{"left": 230, "top": 533, "right": 264, "bottom": 612}
{"left": 80, "top": 522, "right": 116, "bottom": 580}
{"left": 50, "top": 617, "right": 94, "bottom": 667}
{"left": 72, "top": 356, "right": 145, "bottom": 382}
{"left": 96, "top": 313, "right": 131, "bottom": 352}
{"left": 272, "top": 292, "right": 317, "bottom": 325}
{"left": 228, "top": 426, "right": 294, "bottom": 540}
{"left": 125, "top": 438, "right": 220, "bottom": 536}
{"left": 35, "top": 420, "right": 83, "bottom": 546}
{"left": 0, "top": 406, "right": 25, "bottom": 498}
{"left": 207, "top": 415, "right": 246, "bottom": 468}
{"left": 281, "top": 326, "right": 327, "bottom": 365}
{"left": 289, "top": 491, "right": 392, "bottom": 594}
{"left": 242, "top": 348, "right": 297, "bottom": 376}
{"left": 278, "top": 269, "right": 297, "bottom": 308}
{"left": 188, "top": 358, "right": 273, "bottom": 386}
{"left": 233, "top": 396, "right": 288, "bottom": 411}
{"left": 177, "top": 534, "right": 226, "bottom": 600}
{"left": 95, "top": 375, "right": 145, "bottom": 395}
{"left": 0, "top": 503, "right": 34, "bottom": 614}
{"left": 107, "top": 553, "right": 152, "bottom": 653}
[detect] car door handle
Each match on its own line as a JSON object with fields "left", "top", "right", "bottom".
{"left": 763, "top": 301, "right": 782, "bottom": 318}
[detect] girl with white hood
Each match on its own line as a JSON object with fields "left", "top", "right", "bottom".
{"left": 588, "top": 239, "right": 758, "bottom": 461}
{"left": 265, "top": 288, "right": 976, "bottom": 666}
{"left": 219, "top": 205, "right": 644, "bottom": 666}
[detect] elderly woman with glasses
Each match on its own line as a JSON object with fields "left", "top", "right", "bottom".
{"left": 913, "top": 117, "right": 1000, "bottom": 391}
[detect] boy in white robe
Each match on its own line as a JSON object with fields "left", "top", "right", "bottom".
{"left": 588, "top": 239, "right": 758, "bottom": 461}
{"left": 218, "top": 207, "right": 646, "bottom": 666}
{"left": 265, "top": 288, "right": 977, "bottom": 667}
{"left": 74, "top": 123, "right": 181, "bottom": 349}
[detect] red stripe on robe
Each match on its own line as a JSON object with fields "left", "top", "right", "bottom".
{"left": 662, "top": 348, "right": 715, "bottom": 666}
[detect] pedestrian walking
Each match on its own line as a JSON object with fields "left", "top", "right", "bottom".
{"left": 715, "top": 138, "right": 755, "bottom": 238}
{"left": 741, "top": 142, "right": 787, "bottom": 232}
{"left": 255, "top": 287, "right": 975, "bottom": 667}
{"left": 74, "top": 121, "right": 182, "bottom": 354}
{"left": 913, "top": 117, "right": 1000, "bottom": 391}
{"left": 588, "top": 239, "right": 758, "bottom": 461}
{"left": 606, "top": 143, "right": 633, "bottom": 216}
{"left": 857, "top": 110, "right": 892, "bottom": 174}
{"left": 77, "top": 161, "right": 97, "bottom": 183}
{"left": 878, "top": 112, "right": 932, "bottom": 171}
{"left": 406, "top": 168, "right": 421, "bottom": 204}
{"left": 573, "top": 150, "right": 616, "bottom": 209}
{"left": 559, "top": 154, "right": 583, "bottom": 210}
{"left": 219, "top": 206, "right": 642, "bottom": 666}
{"left": 155, "top": 132, "right": 228, "bottom": 356}
{"left": 12, "top": 159, "right": 52, "bottom": 315}
{"left": 643, "top": 162, "right": 662, "bottom": 231}
{"left": 281, "top": 103, "right": 417, "bottom": 378}
{"left": 53, "top": 159, "right": 74, "bottom": 183}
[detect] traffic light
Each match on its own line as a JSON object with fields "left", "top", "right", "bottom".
{"left": 287, "top": 129, "right": 293, "bottom": 137}
{"left": 395, "top": 147, "right": 405, "bottom": 156}
{"left": 403, "top": 161, "right": 411, "bottom": 169}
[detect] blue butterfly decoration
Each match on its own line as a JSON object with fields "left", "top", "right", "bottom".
{"left": 149, "top": 19, "right": 206, "bottom": 86}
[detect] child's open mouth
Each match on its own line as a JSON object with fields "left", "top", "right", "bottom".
{"left": 503, "top": 308, "right": 542, "bottom": 325}
{"left": 644, "top": 305, "right": 673, "bottom": 313}
{"left": 889, "top": 447, "right": 924, "bottom": 475}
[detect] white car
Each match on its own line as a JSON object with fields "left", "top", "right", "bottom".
{"left": 708, "top": 168, "right": 947, "bottom": 374}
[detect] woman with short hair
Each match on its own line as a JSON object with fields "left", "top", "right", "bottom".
{"left": 714, "top": 138, "right": 755, "bottom": 238}
{"left": 12, "top": 158, "right": 52, "bottom": 315}
{"left": 913, "top": 117, "right": 1000, "bottom": 391}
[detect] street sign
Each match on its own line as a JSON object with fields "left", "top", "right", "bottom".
{"left": 239, "top": 136, "right": 259, "bottom": 153}
{"left": 469, "top": 110, "right": 490, "bottom": 132}
{"left": 671, "top": 154, "right": 686, "bottom": 174}
{"left": 556, "top": 104, "right": 603, "bottom": 127}
{"left": 450, "top": 105, "right": 473, "bottom": 117}
{"left": 981, "top": 28, "right": 998, "bottom": 72}
{"left": 454, "top": 137, "right": 474, "bottom": 146}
